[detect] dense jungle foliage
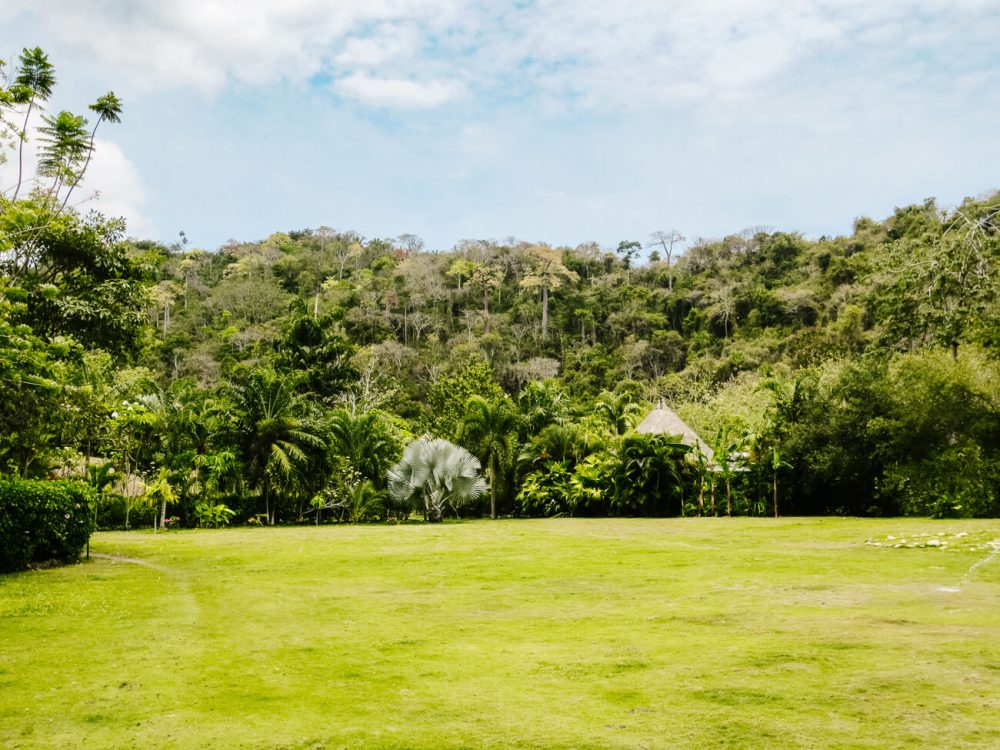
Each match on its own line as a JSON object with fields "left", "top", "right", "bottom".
{"left": 2, "top": 47, "right": 999, "bottom": 528}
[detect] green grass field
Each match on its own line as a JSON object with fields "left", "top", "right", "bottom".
{"left": 2, "top": 519, "right": 999, "bottom": 749}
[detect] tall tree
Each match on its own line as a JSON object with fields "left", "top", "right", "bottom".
{"left": 10, "top": 47, "right": 56, "bottom": 200}
{"left": 871, "top": 199, "right": 998, "bottom": 360}
{"left": 519, "top": 244, "right": 578, "bottom": 337}
{"left": 460, "top": 395, "right": 520, "bottom": 518}
{"left": 223, "top": 369, "right": 326, "bottom": 525}
{"left": 616, "top": 240, "right": 641, "bottom": 283}
{"left": 647, "top": 230, "right": 685, "bottom": 292}
{"left": 59, "top": 91, "right": 122, "bottom": 211}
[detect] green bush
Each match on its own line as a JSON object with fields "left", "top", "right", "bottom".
{"left": 194, "top": 502, "right": 236, "bottom": 528}
{"left": 0, "top": 479, "right": 95, "bottom": 572}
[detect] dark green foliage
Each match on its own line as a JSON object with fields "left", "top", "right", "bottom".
{"left": 611, "top": 433, "right": 693, "bottom": 516}
{"left": 0, "top": 479, "right": 94, "bottom": 571}
{"left": 274, "top": 310, "right": 358, "bottom": 401}
{"left": 0, "top": 203, "right": 149, "bottom": 359}
{"left": 518, "top": 433, "right": 692, "bottom": 518}
{"left": 760, "top": 350, "right": 1000, "bottom": 517}
{"left": 428, "top": 360, "right": 504, "bottom": 439}
{"left": 459, "top": 395, "right": 520, "bottom": 517}
{"left": 221, "top": 368, "right": 326, "bottom": 524}
{"left": 326, "top": 408, "right": 403, "bottom": 489}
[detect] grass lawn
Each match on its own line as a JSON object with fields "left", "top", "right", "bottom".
{"left": 2, "top": 518, "right": 1000, "bottom": 749}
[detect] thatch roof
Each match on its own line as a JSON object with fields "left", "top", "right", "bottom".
{"left": 635, "top": 401, "right": 715, "bottom": 463}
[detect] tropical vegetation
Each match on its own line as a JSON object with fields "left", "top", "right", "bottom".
{"left": 1, "top": 47, "right": 999, "bottom": 546}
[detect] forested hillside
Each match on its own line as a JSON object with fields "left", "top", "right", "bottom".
{"left": 2, "top": 48, "right": 999, "bottom": 527}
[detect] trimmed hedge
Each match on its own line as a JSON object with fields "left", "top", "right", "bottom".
{"left": 0, "top": 479, "right": 95, "bottom": 572}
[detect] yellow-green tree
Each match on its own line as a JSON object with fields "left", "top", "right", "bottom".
{"left": 519, "top": 244, "right": 578, "bottom": 337}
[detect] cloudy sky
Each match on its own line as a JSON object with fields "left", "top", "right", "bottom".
{"left": 2, "top": 1, "right": 997, "bottom": 251}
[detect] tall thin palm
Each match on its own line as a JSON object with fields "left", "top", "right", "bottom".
{"left": 224, "top": 369, "right": 325, "bottom": 525}
{"left": 11, "top": 47, "right": 56, "bottom": 200}
{"left": 59, "top": 91, "right": 123, "bottom": 211}
{"left": 460, "top": 395, "right": 520, "bottom": 519}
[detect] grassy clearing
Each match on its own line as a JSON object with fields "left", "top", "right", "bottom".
{"left": 2, "top": 518, "right": 999, "bottom": 749}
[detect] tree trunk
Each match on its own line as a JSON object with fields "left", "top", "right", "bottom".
{"left": 772, "top": 472, "right": 779, "bottom": 518}
{"left": 710, "top": 479, "right": 716, "bottom": 516}
{"left": 489, "top": 465, "right": 497, "bottom": 520}
{"left": 725, "top": 479, "right": 732, "bottom": 517}
{"left": 12, "top": 101, "right": 34, "bottom": 201}
{"left": 541, "top": 285, "right": 549, "bottom": 337}
{"left": 160, "top": 498, "right": 167, "bottom": 529}
{"left": 697, "top": 479, "right": 705, "bottom": 516}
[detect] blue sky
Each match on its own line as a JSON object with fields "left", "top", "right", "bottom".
{"left": 2, "top": 1, "right": 997, "bottom": 253}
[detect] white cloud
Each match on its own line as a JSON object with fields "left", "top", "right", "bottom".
{"left": 3, "top": 0, "right": 463, "bottom": 95}
{"left": 0, "top": 127, "right": 155, "bottom": 237}
{"left": 336, "top": 73, "right": 465, "bottom": 108}
{"left": 76, "top": 138, "right": 156, "bottom": 238}
{"left": 3, "top": 0, "right": 997, "bottom": 114}
{"left": 334, "top": 23, "right": 420, "bottom": 66}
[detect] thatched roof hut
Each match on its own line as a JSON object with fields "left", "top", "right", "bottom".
{"left": 635, "top": 400, "right": 715, "bottom": 463}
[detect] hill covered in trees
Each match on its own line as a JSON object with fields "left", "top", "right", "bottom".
{"left": 10, "top": 191, "right": 1000, "bottom": 525}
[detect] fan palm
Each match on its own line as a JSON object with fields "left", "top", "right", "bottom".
{"left": 387, "top": 438, "right": 485, "bottom": 522}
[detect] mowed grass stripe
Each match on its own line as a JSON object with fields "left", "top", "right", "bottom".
{"left": 1, "top": 518, "right": 999, "bottom": 749}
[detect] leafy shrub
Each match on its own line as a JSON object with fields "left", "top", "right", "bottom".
{"left": 194, "top": 502, "right": 236, "bottom": 528}
{"left": 518, "top": 462, "right": 574, "bottom": 517}
{"left": 0, "top": 479, "right": 94, "bottom": 572}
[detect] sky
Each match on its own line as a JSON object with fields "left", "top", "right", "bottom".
{"left": 1, "top": 1, "right": 998, "bottom": 253}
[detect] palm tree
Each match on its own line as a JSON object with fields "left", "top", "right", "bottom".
{"left": 460, "top": 395, "right": 520, "bottom": 519}
{"left": 615, "top": 432, "right": 691, "bottom": 516}
{"left": 11, "top": 47, "right": 56, "bottom": 200}
{"left": 517, "top": 379, "right": 571, "bottom": 436}
{"left": 37, "top": 110, "right": 90, "bottom": 199}
{"left": 594, "top": 390, "right": 642, "bottom": 435}
{"left": 387, "top": 438, "right": 486, "bottom": 522}
{"left": 59, "top": 91, "right": 123, "bottom": 211}
{"left": 519, "top": 422, "right": 603, "bottom": 471}
{"left": 223, "top": 368, "right": 325, "bottom": 525}
{"left": 327, "top": 408, "right": 401, "bottom": 489}
{"left": 712, "top": 427, "right": 735, "bottom": 517}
